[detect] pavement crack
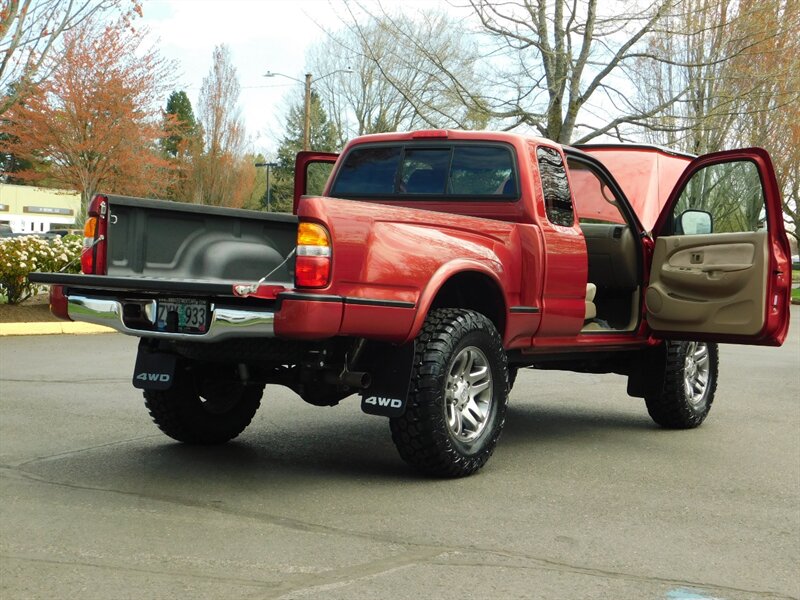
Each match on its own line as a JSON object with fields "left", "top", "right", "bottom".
{"left": 427, "top": 554, "right": 798, "bottom": 600}
{"left": 4, "top": 434, "right": 162, "bottom": 468}
{"left": 251, "top": 549, "right": 444, "bottom": 599}
{"left": 0, "top": 553, "right": 280, "bottom": 590}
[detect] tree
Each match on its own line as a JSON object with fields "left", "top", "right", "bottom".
{"left": 467, "top": 0, "right": 689, "bottom": 143}
{"left": 245, "top": 153, "right": 268, "bottom": 211}
{"left": 728, "top": 0, "right": 800, "bottom": 243}
{"left": 0, "top": 18, "right": 175, "bottom": 213}
{"left": 271, "top": 91, "right": 338, "bottom": 212}
{"left": 159, "top": 90, "right": 201, "bottom": 202}
{"left": 637, "top": 0, "right": 799, "bottom": 240}
{"left": 309, "top": 12, "right": 486, "bottom": 146}
{"left": 0, "top": 83, "right": 32, "bottom": 183}
{"left": 162, "top": 90, "right": 198, "bottom": 158}
{"left": 193, "top": 44, "right": 253, "bottom": 208}
{"left": 0, "top": 0, "right": 136, "bottom": 115}
{"left": 346, "top": 1, "right": 738, "bottom": 144}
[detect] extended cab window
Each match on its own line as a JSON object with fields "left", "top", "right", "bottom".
{"left": 536, "top": 146, "right": 574, "bottom": 226}
{"left": 330, "top": 143, "right": 518, "bottom": 200}
{"left": 566, "top": 159, "right": 626, "bottom": 225}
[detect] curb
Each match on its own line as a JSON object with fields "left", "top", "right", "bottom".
{"left": 0, "top": 322, "right": 114, "bottom": 337}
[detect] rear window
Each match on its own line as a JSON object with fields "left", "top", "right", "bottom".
{"left": 330, "top": 143, "right": 518, "bottom": 200}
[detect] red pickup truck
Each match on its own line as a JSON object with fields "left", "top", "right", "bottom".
{"left": 31, "top": 130, "right": 792, "bottom": 477}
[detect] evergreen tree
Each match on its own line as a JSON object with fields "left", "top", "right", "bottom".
{"left": 162, "top": 91, "right": 198, "bottom": 158}
{"left": 270, "top": 91, "right": 339, "bottom": 212}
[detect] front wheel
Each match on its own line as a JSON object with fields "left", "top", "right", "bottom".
{"left": 390, "top": 308, "right": 509, "bottom": 477}
{"left": 144, "top": 364, "right": 264, "bottom": 444}
{"left": 644, "top": 341, "right": 718, "bottom": 429}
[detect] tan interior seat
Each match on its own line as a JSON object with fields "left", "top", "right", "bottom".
{"left": 585, "top": 283, "right": 597, "bottom": 320}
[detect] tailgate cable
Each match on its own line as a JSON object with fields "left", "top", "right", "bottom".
{"left": 233, "top": 248, "right": 297, "bottom": 297}
{"left": 56, "top": 235, "right": 105, "bottom": 273}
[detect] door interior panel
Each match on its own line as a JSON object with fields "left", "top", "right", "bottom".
{"left": 646, "top": 231, "right": 767, "bottom": 335}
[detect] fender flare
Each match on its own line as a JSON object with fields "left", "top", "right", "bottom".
{"left": 403, "top": 259, "right": 508, "bottom": 344}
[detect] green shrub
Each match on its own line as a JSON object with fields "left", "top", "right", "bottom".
{"left": 0, "top": 235, "right": 83, "bottom": 305}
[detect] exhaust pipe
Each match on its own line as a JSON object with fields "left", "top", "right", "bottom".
{"left": 323, "top": 369, "right": 371, "bottom": 390}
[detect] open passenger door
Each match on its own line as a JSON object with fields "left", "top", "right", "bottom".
{"left": 646, "top": 148, "right": 791, "bottom": 346}
{"left": 293, "top": 151, "right": 339, "bottom": 213}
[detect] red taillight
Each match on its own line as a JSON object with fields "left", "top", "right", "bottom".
{"left": 80, "top": 217, "right": 97, "bottom": 273}
{"left": 80, "top": 195, "right": 108, "bottom": 274}
{"left": 295, "top": 222, "right": 331, "bottom": 288}
{"left": 295, "top": 256, "right": 331, "bottom": 288}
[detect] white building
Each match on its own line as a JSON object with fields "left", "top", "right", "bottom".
{"left": 0, "top": 184, "right": 81, "bottom": 233}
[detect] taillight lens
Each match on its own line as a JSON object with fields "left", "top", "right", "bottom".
{"left": 295, "top": 222, "right": 331, "bottom": 288}
{"left": 80, "top": 217, "right": 98, "bottom": 273}
{"left": 80, "top": 195, "right": 108, "bottom": 274}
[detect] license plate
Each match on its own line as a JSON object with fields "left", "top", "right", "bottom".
{"left": 156, "top": 298, "right": 208, "bottom": 333}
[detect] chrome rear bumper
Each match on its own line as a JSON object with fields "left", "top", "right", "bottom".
{"left": 67, "top": 294, "right": 275, "bottom": 342}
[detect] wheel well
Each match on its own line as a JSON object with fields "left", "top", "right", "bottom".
{"left": 430, "top": 272, "right": 506, "bottom": 335}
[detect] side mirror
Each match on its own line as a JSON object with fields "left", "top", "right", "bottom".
{"left": 677, "top": 209, "right": 713, "bottom": 235}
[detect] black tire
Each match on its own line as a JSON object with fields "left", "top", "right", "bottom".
{"left": 508, "top": 366, "right": 518, "bottom": 392}
{"left": 143, "top": 364, "right": 264, "bottom": 444}
{"left": 390, "top": 308, "right": 509, "bottom": 477}
{"left": 644, "top": 341, "right": 718, "bottom": 429}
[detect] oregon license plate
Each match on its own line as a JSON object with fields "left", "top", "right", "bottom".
{"left": 156, "top": 298, "right": 208, "bottom": 333}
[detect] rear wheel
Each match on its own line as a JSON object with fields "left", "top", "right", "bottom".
{"left": 644, "top": 341, "right": 718, "bottom": 429}
{"left": 390, "top": 308, "right": 509, "bottom": 477}
{"left": 144, "top": 364, "right": 263, "bottom": 444}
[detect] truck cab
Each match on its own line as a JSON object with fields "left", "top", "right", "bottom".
{"left": 297, "top": 130, "right": 790, "bottom": 349}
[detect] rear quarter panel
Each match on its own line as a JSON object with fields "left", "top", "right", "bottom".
{"left": 296, "top": 196, "right": 541, "bottom": 344}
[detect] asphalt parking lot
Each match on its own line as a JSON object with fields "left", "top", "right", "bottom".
{"left": 1, "top": 307, "right": 798, "bottom": 599}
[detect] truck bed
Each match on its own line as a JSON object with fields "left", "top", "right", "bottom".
{"left": 103, "top": 195, "right": 298, "bottom": 285}
{"left": 29, "top": 195, "right": 300, "bottom": 341}
{"left": 33, "top": 195, "right": 299, "bottom": 293}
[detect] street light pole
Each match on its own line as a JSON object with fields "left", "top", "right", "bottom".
{"left": 264, "top": 68, "right": 353, "bottom": 153}
{"left": 255, "top": 161, "right": 278, "bottom": 211}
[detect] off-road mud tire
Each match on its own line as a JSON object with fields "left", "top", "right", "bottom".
{"left": 390, "top": 308, "right": 509, "bottom": 477}
{"left": 143, "top": 365, "right": 263, "bottom": 444}
{"left": 644, "top": 341, "right": 718, "bottom": 429}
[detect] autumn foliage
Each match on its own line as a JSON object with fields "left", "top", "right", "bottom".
{"left": 0, "top": 18, "right": 175, "bottom": 214}
{"left": 192, "top": 45, "right": 254, "bottom": 208}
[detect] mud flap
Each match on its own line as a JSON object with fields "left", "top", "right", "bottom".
{"left": 359, "top": 341, "right": 415, "bottom": 418}
{"left": 626, "top": 343, "right": 666, "bottom": 399}
{"left": 132, "top": 344, "right": 177, "bottom": 391}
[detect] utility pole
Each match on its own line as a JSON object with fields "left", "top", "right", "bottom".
{"left": 264, "top": 68, "right": 352, "bottom": 153}
{"left": 303, "top": 73, "right": 312, "bottom": 152}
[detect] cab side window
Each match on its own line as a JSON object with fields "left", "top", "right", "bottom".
{"left": 536, "top": 146, "right": 574, "bottom": 227}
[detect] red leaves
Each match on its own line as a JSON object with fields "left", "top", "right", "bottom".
{"left": 1, "top": 17, "right": 176, "bottom": 208}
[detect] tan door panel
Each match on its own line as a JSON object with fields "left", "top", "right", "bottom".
{"left": 646, "top": 231, "right": 767, "bottom": 335}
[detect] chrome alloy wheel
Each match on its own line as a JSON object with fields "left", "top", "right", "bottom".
{"left": 684, "top": 341, "right": 711, "bottom": 406}
{"left": 445, "top": 346, "right": 493, "bottom": 442}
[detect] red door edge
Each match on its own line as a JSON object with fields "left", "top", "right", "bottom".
{"left": 293, "top": 151, "right": 339, "bottom": 214}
